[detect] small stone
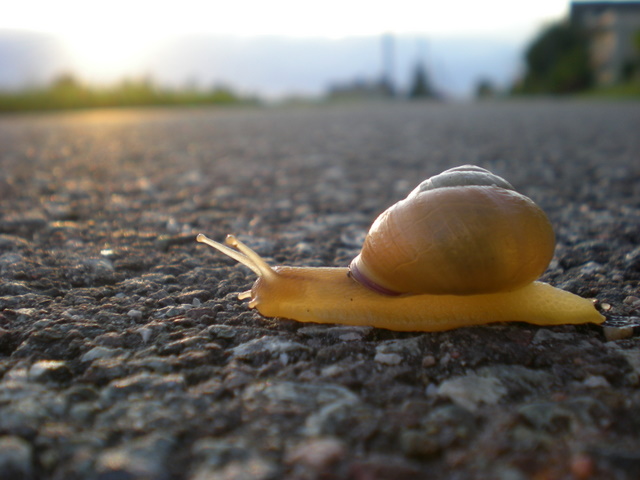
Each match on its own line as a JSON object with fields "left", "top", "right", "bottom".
{"left": 176, "top": 289, "right": 212, "bottom": 304}
{"left": 624, "top": 246, "right": 640, "bottom": 271}
{"left": 531, "top": 329, "right": 577, "bottom": 344}
{"left": 81, "top": 358, "right": 128, "bottom": 386}
{"left": 28, "top": 360, "right": 72, "bottom": 383}
{"left": 231, "top": 336, "right": 310, "bottom": 360}
{"left": 138, "top": 327, "right": 153, "bottom": 343}
{"left": 127, "top": 309, "right": 143, "bottom": 319}
{"left": 425, "top": 383, "right": 439, "bottom": 397}
{"left": 102, "top": 372, "right": 186, "bottom": 402}
{"left": 155, "top": 305, "right": 186, "bottom": 319}
{"left": 582, "top": 375, "right": 610, "bottom": 388}
{"left": 623, "top": 295, "right": 640, "bottom": 306}
{"left": 95, "top": 434, "right": 174, "bottom": 480}
{"left": 94, "top": 332, "right": 127, "bottom": 348}
{"left": 579, "top": 261, "right": 604, "bottom": 275}
{"left": 338, "top": 332, "right": 363, "bottom": 342}
{"left": 0, "top": 436, "right": 33, "bottom": 480}
{"left": 285, "top": 437, "right": 345, "bottom": 469}
{"left": 190, "top": 457, "right": 275, "bottom": 480}
{"left": 298, "top": 325, "right": 372, "bottom": 341}
{"left": 376, "top": 337, "right": 422, "bottom": 357}
{"left": 81, "top": 346, "right": 124, "bottom": 363}
{"left": 191, "top": 438, "right": 250, "bottom": 468}
{"left": 422, "top": 355, "right": 436, "bottom": 368}
{"left": 243, "top": 380, "right": 359, "bottom": 417}
{"left": 603, "top": 326, "right": 634, "bottom": 341}
{"left": 0, "top": 281, "right": 33, "bottom": 296}
{"left": 374, "top": 352, "right": 402, "bottom": 365}
{"left": 0, "top": 252, "right": 25, "bottom": 274}
{"left": 570, "top": 453, "right": 595, "bottom": 479}
{"left": 206, "top": 325, "right": 237, "bottom": 339}
{"left": 517, "top": 398, "right": 611, "bottom": 433}
{"left": 437, "top": 372, "right": 507, "bottom": 411}
{"left": 327, "top": 326, "right": 372, "bottom": 341}
{"left": 304, "top": 398, "right": 366, "bottom": 437}
{"left": 400, "top": 430, "right": 441, "bottom": 458}
{"left": 349, "top": 455, "right": 424, "bottom": 480}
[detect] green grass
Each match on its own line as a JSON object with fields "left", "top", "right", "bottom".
{"left": 0, "top": 76, "right": 258, "bottom": 112}
{"left": 581, "top": 80, "right": 640, "bottom": 99}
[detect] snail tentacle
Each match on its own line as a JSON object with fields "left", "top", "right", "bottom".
{"left": 196, "top": 233, "right": 276, "bottom": 280}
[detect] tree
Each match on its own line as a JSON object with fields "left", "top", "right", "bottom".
{"left": 408, "top": 63, "right": 434, "bottom": 99}
{"left": 516, "top": 21, "right": 592, "bottom": 94}
{"left": 475, "top": 78, "right": 496, "bottom": 98}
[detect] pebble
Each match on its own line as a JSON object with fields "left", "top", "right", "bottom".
{"left": 0, "top": 294, "right": 48, "bottom": 310}
{"left": 231, "top": 336, "right": 310, "bottom": 360}
{"left": 579, "top": 261, "right": 604, "bottom": 275}
{"left": 138, "top": 327, "right": 153, "bottom": 343}
{"left": 421, "top": 355, "right": 437, "bottom": 368}
{"left": 206, "top": 325, "right": 238, "bottom": 339}
{"left": 0, "top": 253, "right": 24, "bottom": 275}
{"left": 375, "top": 337, "right": 422, "bottom": 357}
{"left": 285, "top": 437, "right": 345, "bottom": 469}
{"left": 243, "top": 380, "right": 359, "bottom": 417}
{"left": 516, "top": 397, "right": 611, "bottom": 435}
{"left": 582, "top": 375, "right": 610, "bottom": 388}
{"left": 94, "top": 433, "right": 174, "bottom": 480}
{"left": 623, "top": 295, "right": 640, "bottom": 306}
{"left": 531, "top": 329, "right": 578, "bottom": 344}
{"left": 155, "top": 305, "right": 189, "bottom": 319}
{"left": 0, "top": 281, "right": 33, "bottom": 296}
{"left": 603, "top": 325, "right": 635, "bottom": 341}
{"left": 624, "top": 246, "right": 640, "bottom": 271}
{"left": 101, "top": 372, "right": 186, "bottom": 402}
{"left": 570, "top": 453, "right": 595, "bottom": 479}
{"left": 349, "top": 455, "right": 424, "bottom": 480}
{"left": 127, "top": 309, "right": 144, "bottom": 319}
{"left": 190, "top": 438, "right": 250, "bottom": 469}
{"left": 437, "top": 372, "right": 507, "bottom": 411}
{"left": 298, "top": 325, "right": 373, "bottom": 340}
{"left": 0, "top": 235, "right": 31, "bottom": 249}
{"left": 28, "top": 360, "right": 72, "bottom": 383}
{"left": 190, "top": 456, "right": 276, "bottom": 480}
{"left": 81, "top": 346, "right": 125, "bottom": 363}
{"left": 339, "top": 332, "right": 363, "bottom": 341}
{"left": 304, "top": 398, "right": 365, "bottom": 436}
{"left": 0, "top": 436, "right": 33, "bottom": 480}
{"left": 374, "top": 352, "right": 403, "bottom": 365}
{"left": 176, "top": 289, "right": 212, "bottom": 304}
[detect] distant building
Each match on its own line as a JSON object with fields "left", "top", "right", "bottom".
{"left": 571, "top": 1, "right": 640, "bottom": 85}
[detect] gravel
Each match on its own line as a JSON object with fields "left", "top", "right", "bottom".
{"left": 0, "top": 100, "right": 639, "bottom": 479}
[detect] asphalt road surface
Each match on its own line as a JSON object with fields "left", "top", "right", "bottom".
{"left": 0, "top": 100, "right": 639, "bottom": 479}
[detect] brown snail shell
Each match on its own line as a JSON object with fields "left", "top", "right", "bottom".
{"left": 348, "top": 165, "right": 556, "bottom": 296}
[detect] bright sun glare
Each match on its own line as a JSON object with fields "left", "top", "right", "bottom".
{"left": 3, "top": 0, "right": 568, "bottom": 81}
{"left": 60, "top": 30, "right": 160, "bottom": 83}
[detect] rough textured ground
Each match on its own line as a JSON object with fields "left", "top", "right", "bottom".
{"left": 0, "top": 101, "right": 639, "bottom": 480}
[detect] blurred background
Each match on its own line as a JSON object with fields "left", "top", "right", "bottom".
{"left": 0, "top": 0, "right": 639, "bottom": 110}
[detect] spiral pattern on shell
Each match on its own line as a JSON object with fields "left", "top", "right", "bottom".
{"left": 348, "top": 165, "right": 556, "bottom": 296}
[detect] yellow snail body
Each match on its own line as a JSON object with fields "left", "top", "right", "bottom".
{"left": 197, "top": 165, "right": 604, "bottom": 332}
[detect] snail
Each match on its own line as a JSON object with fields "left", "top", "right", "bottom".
{"left": 197, "top": 165, "right": 604, "bottom": 332}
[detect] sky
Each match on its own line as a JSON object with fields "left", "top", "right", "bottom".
{"left": 0, "top": 0, "right": 571, "bottom": 98}
{"left": 2, "top": 0, "right": 569, "bottom": 38}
